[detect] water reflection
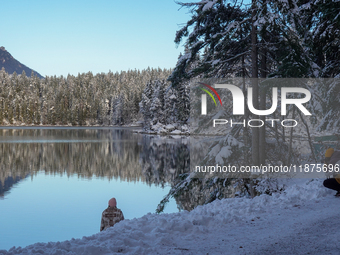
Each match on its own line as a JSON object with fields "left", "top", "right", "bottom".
{"left": 140, "top": 135, "right": 190, "bottom": 187}
{"left": 0, "top": 128, "right": 238, "bottom": 213}
{"left": 0, "top": 128, "right": 192, "bottom": 249}
{"left": 0, "top": 128, "right": 190, "bottom": 198}
{"left": 0, "top": 175, "right": 23, "bottom": 198}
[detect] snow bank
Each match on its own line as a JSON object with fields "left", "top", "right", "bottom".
{"left": 1, "top": 179, "right": 334, "bottom": 255}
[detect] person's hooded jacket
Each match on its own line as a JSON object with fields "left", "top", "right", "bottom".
{"left": 100, "top": 198, "right": 124, "bottom": 231}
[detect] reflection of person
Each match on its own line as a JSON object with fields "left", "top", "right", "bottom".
{"left": 323, "top": 148, "right": 340, "bottom": 196}
{"left": 100, "top": 197, "right": 124, "bottom": 231}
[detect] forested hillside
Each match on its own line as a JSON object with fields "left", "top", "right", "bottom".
{"left": 0, "top": 68, "right": 170, "bottom": 126}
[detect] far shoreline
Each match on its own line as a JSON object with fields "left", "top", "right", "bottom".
{"left": 0, "top": 125, "right": 142, "bottom": 130}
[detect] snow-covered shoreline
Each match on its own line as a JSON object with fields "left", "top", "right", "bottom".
{"left": 1, "top": 178, "right": 338, "bottom": 255}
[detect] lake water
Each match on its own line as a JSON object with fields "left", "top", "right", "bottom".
{"left": 0, "top": 127, "right": 189, "bottom": 250}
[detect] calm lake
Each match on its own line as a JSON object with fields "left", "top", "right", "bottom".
{"left": 0, "top": 127, "right": 189, "bottom": 250}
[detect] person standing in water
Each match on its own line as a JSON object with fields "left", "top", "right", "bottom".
{"left": 100, "top": 197, "right": 124, "bottom": 231}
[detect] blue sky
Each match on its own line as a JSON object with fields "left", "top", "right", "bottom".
{"left": 1, "top": 0, "right": 191, "bottom": 77}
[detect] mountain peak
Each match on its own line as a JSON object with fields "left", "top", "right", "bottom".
{"left": 0, "top": 46, "right": 44, "bottom": 79}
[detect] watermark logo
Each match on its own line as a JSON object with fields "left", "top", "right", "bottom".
{"left": 201, "top": 83, "right": 311, "bottom": 116}
{"left": 199, "top": 81, "right": 312, "bottom": 128}
{"left": 199, "top": 82, "right": 222, "bottom": 115}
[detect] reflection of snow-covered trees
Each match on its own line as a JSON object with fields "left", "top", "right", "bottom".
{"left": 0, "top": 68, "right": 171, "bottom": 126}
{"left": 0, "top": 129, "right": 190, "bottom": 201}
{"left": 0, "top": 129, "right": 144, "bottom": 182}
{"left": 139, "top": 135, "right": 189, "bottom": 187}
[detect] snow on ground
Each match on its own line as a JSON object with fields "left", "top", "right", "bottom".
{"left": 136, "top": 123, "right": 189, "bottom": 135}
{"left": 1, "top": 178, "right": 339, "bottom": 255}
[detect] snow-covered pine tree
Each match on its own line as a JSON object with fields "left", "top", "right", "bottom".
{"left": 163, "top": 87, "right": 177, "bottom": 125}
{"left": 311, "top": 0, "right": 340, "bottom": 78}
{"left": 175, "top": 81, "right": 190, "bottom": 124}
{"left": 169, "top": 0, "right": 250, "bottom": 86}
{"left": 112, "top": 95, "right": 124, "bottom": 125}
{"left": 307, "top": 0, "right": 340, "bottom": 131}
{"left": 150, "top": 80, "right": 166, "bottom": 126}
{"left": 139, "top": 81, "right": 154, "bottom": 130}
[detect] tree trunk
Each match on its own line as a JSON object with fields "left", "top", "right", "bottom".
{"left": 297, "top": 110, "right": 317, "bottom": 163}
{"left": 242, "top": 31, "right": 249, "bottom": 165}
{"left": 288, "top": 108, "right": 296, "bottom": 165}
{"left": 259, "top": 23, "right": 267, "bottom": 165}
{"left": 251, "top": 0, "right": 259, "bottom": 167}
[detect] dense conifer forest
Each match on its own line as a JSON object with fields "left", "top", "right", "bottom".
{"left": 0, "top": 68, "right": 172, "bottom": 126}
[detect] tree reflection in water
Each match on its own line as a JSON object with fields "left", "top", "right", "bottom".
{"left": 0, "top": 128, "right": 239, "bottom": 213}
{"left": 0, "top": 129, "right": 189, "bottom": 208}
